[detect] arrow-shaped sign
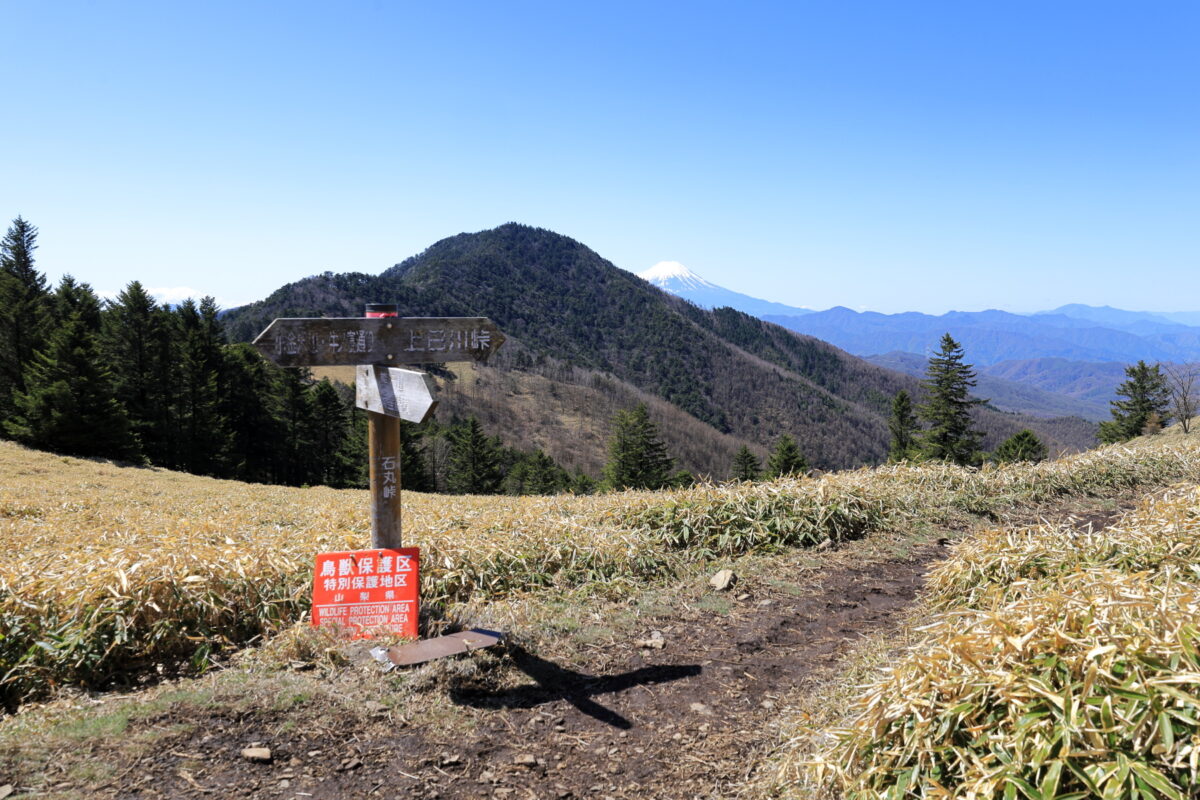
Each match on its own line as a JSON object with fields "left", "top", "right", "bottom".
{"left": 355, "top": 366, "right": 438, "bottom": 423}
{"left": 253, "top": 317, "right": 505, "bottom": 367}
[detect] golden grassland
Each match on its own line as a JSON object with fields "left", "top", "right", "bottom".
{"left": 770, "top": 473, "right": 1200, "bottom": 798}
{"left": 2, "top": 434, "right": 1200, "bottom": 707}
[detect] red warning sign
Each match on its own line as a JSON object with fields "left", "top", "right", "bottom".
{"left": 311, "top": 548, "right": 419, "bottom": 638}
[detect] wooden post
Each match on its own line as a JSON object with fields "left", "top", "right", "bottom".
{"left": 368, "top": 410, "right": 403, "bottom": 549}
{"left": 365, "top": 303, "right": 402, "bottom": 549}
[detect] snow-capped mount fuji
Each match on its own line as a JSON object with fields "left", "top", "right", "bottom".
{"left": 637, "top": 261, "right": 813, "bottom": 318}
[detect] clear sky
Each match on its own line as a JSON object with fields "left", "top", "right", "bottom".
{"left": 3, "top": 1, "right": 1196, "bottom": 314}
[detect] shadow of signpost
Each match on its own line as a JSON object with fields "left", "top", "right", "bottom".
{"left": 449, "top": 644, "right": 702, "bottom": 729}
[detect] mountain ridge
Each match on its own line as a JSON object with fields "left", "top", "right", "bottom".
{"left": 222, "top": 223, "right": 1098, "bottom": 473}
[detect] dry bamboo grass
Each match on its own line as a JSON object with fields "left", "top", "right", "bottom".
{"left": 778, "top": 484, "right": 1200, "bottom": 799}
{"left": 2, "top": 435, "right": 1199, "bottom": 707}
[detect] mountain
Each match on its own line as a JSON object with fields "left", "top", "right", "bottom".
{"left": 637, "top": 261, "right": 813, "bottom": 318}
{"left": 223, "top": 224, "right": 1097, "bottom": 474}
{"left": 1039, "top": 304, "right": 1200, "bottom": 333}
{"left": 764, "top": 307, "right": 1200, "bottom": 366}
{"left": 864, "top": 351, "right": 1110, "bottom": 421}
{"left": 980, "top": 358, "right": 1130, "bottom": 408}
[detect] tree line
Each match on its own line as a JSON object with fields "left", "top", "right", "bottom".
{"left": 0, "top": 217, "right": 597, "bottom": 495}
{"left": 882, "top": 333, "right": 1197, "bottom": 468}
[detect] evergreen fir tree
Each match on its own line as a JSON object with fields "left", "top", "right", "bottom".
{"left": 569, "top": 469, "right": 598, "bottom": 495}
{"left": 447, "top": 416, "right": 504, "bottom": 494}
{"left": 398, "top": 420, "right": 431, "bottom": 492}
{"left": 275, "top": 366, "right": 317, "bottom": 485}
{"left": 730, "top": 445, "right": 761, "bottom": 481}
{"left": 602, "top": 403, "right": 674, "bottom": 490}
{"left": 918, "top": 334, "right": 985, "bottom": 465}
{"left": 504, "top": 449, "right": 570, "bottom": 495}
{"left": 221, "top": 344, "right": 285, "bottom": 484}
{"left": 0, "top": 217, "right": 51, "bottom": 419}
{"left": 308, "top": 379, "right": 358, "bottom": 487}
{"left": 5, "top": 297, "right": 139, "bottom": 460}
{"left": 176, "top": 298, "right": 230, "bottom": 475}
{"left": 887, "top": 389, "right": 919, "bottom": 461}
{"left": 764, "top": 434, "right": 808, "bottom": 478}
{"left": 992, "top": 429, "right": 1048, "bottom": 463}
{"left": 1098, "top": 360, "right": 1172, "bottom": 444}
{"left": 103, "top": 283, "right": 179, "bottom": 467}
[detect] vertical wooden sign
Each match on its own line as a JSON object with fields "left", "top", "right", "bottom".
{"left": 364, "top": 304, "right": 403, "bottom": 549}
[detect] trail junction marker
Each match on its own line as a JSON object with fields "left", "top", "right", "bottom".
{"left": 254, "top": 305, "right": 506, "bottom": 644}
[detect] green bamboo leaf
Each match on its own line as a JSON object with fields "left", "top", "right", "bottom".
{"left": 1128, "top": 761, "right": 1184, "bottom": 800}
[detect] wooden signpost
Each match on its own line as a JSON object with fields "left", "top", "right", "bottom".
{"left": 253, "top": 305, "right": 505, "bottom": 640}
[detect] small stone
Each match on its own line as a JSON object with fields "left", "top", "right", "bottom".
{"left": 478, "top": 770, "right": 497, "bottom": 784}
{"left": 709, "top": 569, "right": 737, "bottom": 591}
{"left": 288, "top": 757, "right": 302, "bottom": 767}
{"left": 279, "top": 779, "right": 291, "bottom": 788}
{"left": 241, "top": 747, "right": 272, "bottom": 763}
{"left": 689, "top": 702, "right": 713, "bottom": 716}
{"left": 513, "top": 753, "right": 538, "bottom": 767}
{"left": 736, "top": 593, "right": 751, "bottom": 601}
{"left": 761, "top": 699, "right": 777, "bottom": 710}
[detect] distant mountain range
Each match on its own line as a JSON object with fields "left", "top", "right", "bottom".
{"left": 641, "top": 264, "right": 1199, "bottom": 422}
{"left": 222, "top": 225, "right": 1097, "bottom": 476}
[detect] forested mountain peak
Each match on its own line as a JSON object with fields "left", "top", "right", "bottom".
{"left": 219, "top": 223, "right": 1097, "bottom": 471}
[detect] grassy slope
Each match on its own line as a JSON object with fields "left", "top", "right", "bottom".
{"left": 766, "top": 421, "right": 1200, "bottom": 799}
{"left": 3, "top": 429, "right": 1199, "bottom": 708}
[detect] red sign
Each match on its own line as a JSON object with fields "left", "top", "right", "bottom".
{"left": 311, "top": 548, "right": 419, "bottom": 638}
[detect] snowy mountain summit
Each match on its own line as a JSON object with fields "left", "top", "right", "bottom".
{"left": 638, "top": 261, "right": 717, "bottom": 292}
{"left": 635, "top": 261, "right": 813, "bottom": 318}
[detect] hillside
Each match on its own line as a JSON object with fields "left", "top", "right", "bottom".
{"left": 223, "top": 224, "right": 1097, "bottom": 471}
{"left": 980, "top": 357, "right": 1130, "bottom": 406}
{"left": 865, "top": 351, "right": 1110, "bottom": 420}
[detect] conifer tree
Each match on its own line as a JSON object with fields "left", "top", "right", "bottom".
{"left": 275, "top": 366, "right": 317, "bottom": 485}
{"left": 730, "top": 445, "right": 761, "bottom": 481}
{"left": 5, "top": 284, "right": 139, "bottom": 460}
{"left": 992, "top": 429, "right": 1048, "bottom": 463}
{"left": 1098, "top": 360, "right": 1172, "bottom": 443}
{"left": 103, "top": 283, "right": 179, "bottom": 466}
{"left": 602, "top": 403, "right": 674, "bottom": 490}
{"left": 918, "top": 334, "right": 984, "bottom": 465}
{"left": 764, "top": 434, "right": 808, "bottom": 478}
{"left": 221, "top": 344, "right": 285, "bottom": 483}
{"left": 887, "top": 390, "right": 919, "bottom": 461}
{"left": 398, "top": 420, "right": 431, "bottom": 492}
{"left": 569, "top": 469, "right": 598, "bottom": 495}
{"left": 309, "top": 379, "right": 358, "bottom": 487}
{"left": 176, "top": 298, "right": 230, "bottom": 475}
{"left": 447, "top": 416, "right": 504, "bottom": 494}
{"left": 0, "top": 217, "right": 51, "bottom": 419}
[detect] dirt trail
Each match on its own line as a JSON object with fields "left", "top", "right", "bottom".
{"left": 14, "top": 501, "right": 1135, "bottom": 800}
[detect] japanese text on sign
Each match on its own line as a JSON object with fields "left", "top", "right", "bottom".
{"left": 274, "top": 327, "right": 494, "bottom": 356}
{"left": 311, "top": 547, "right": 419, "bottom": 639}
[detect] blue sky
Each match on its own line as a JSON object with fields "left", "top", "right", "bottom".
{"left": 2, "top": 1, "right": 1196, "bottom": 313}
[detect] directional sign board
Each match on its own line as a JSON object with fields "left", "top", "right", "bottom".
{"left": 253, "top": 317, "right": 505, "bottom": 367}
{"left": 355, "top": 366, "right": 438, "bottom": 423}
